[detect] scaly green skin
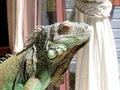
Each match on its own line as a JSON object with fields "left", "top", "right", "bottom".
{"left": 0, "top": 21, "right": 91, "bottom": 90}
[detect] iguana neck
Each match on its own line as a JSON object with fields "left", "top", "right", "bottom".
{"left": 34, "top": 30, "right": 48, "bottom": 66}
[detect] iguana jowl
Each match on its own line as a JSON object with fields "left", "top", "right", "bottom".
{"left": 0, "top": 21, "right": 91, "bottom": 90}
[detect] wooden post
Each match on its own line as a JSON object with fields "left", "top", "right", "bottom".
{"left": 34, "top": 0, "right": 38, "bottom": 26}
{"left": 56, "top": 0, "right": 66, "bottom": 22}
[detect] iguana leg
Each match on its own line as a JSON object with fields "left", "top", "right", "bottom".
{"left": 22, "top": 76, "right": 42, "bottom": 90}
{"left": 23, "top": 67, "right": 51, "bottom": 90}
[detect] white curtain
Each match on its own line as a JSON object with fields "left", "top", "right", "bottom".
{"left": 7, "top": 0, "right": 44, "bottom": 53}
{"left": 7, "top": 0, "right": 25, "bottom": 53}
{"left": 74, "top": 0, "right": 120, "bottom": 90}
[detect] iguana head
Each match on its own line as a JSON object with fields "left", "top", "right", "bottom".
{"left": 46, "top": 21, "right": 91, "bottom": 64}
{"left": 17, "top": 21, "right": 91, "bottom": 66}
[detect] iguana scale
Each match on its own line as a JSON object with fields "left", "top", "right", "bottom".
{"left": 0, "top": 21, "right": 91, "bottom": 90}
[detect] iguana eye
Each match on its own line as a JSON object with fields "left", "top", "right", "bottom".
{"left": 62, "top": 25, "right": 70, "bottom": 31}
{"left": 60, "top": 24, "right": 71, "bottom": 32}
{"left": 58, "top": 22, "right": 73, "bottom": 34}
{"left": 47, "top": 48, "right": 58, "bottom": 60}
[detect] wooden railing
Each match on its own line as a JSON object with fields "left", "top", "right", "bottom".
{"left": 0, "top": 47, "right": 11, "bottom": 57}
{"left": 111, "top": 0, "right": 120, "bottom": 6}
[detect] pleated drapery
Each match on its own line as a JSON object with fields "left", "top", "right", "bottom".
{"left": 7, "top": 0, "right": 18, "bottom": 53}
{"left": 7, "top": 0, "right": 35, "bottom": 53}
{"left": 74, "top": 0, "right": 120, "bottom": 90}
{"left": 6, "top": 0, "right": 46, "bottom": 53}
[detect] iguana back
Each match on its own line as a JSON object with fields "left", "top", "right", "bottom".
{"left": 0, "top": 51, "right": 27, "bottom": 90}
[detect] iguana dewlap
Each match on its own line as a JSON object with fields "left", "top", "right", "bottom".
{"left": 0, "top": 21, "right": 91, "bottom": 90}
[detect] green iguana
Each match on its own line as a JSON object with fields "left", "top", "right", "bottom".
{"left": 0, "top": 21, "right": 91, "bottom": 90}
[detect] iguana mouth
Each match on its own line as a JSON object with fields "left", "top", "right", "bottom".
{"left": 54, "top": 32, "right": 88, "bottom": 42}
{"left": 57, "top": 39, "right": 89, "bottom": 65}
{"left": 54, "top": 35, "right": 74, "bottom": 41}
{"left": 54, "top": 36, "right": 89, "bottom": 49}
